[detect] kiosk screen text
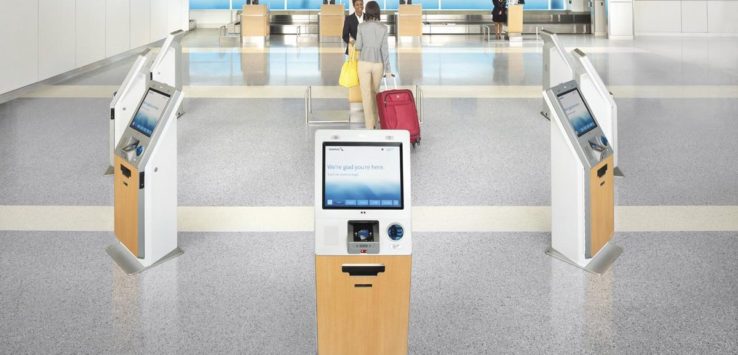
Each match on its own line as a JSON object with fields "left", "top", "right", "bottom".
{"left": 323, "top": 142, "right": 403, "bottom": 210}
{"left": 558, "top": 88, "right": 597, "bottom": 137}
{"left": 130, "top": 89, "right": 170, "bottom": 137}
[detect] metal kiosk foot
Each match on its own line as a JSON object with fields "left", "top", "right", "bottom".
{"left": 106, "top": 243, "right": 183, "bottom": 275}
{"left": 546, "top": 242, "right": 623, "bottom": 274}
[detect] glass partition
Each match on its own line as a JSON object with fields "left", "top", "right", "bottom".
{"left": 439, "top": 0, "right": 490, "bottom": 10}
{"left": 233, "top": 0, "right": 287, "bottom": 10}
{"left": 190, "top": 0, "right": 230, "bottom": 9}
{"left": 193, "top": 0, "right": 564, "bottom": 10}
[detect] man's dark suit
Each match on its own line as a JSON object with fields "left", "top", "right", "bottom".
{"left": 342, "top": 13, "right": 363, "bottom": 55}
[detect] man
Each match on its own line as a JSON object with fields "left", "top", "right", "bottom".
{"left": 342, "top": 0, "right": 364, "bottom": 55}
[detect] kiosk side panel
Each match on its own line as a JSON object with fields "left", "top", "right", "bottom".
{"left": 114, "top": 156, "right": 141, "bottom": 257}
{"left": 589, "top": 155, "right": 614, "bottom": 257}
{"left": 316, "top": 255, "right": 411, "bottom": 355}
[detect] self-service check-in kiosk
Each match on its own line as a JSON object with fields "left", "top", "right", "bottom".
{"left": 315, "top": 130, "right": 412, "bottom": 355}
{"left": 544, "top": 80, "right": 622, "bottom": 274}
{"left": 107, "top": 81, "right": 184, "bottom": 274}
{"left": 107, "top": 30, "right": 185, "bottom": 174}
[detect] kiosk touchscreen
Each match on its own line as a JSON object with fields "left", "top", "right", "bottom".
{"left": 544, "top": 80, "right": 621, "bottom": 273}
{"left": 315, "top": 130, "right": 412, "bottom": 355}
{"left": 109, "top": 80, "right": 183, "bottom": 274}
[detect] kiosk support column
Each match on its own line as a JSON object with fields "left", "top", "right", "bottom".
{"left": 544, "top": 80, "right": 622, "bottom": 274}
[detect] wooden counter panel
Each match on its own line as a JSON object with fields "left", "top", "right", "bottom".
{"left": 114, "top": 155, "right": 140, "bottom": 257}
{"left": 589, "top": 155, "right": 614, "bottom": 257}
{"left": 316, "top": 255, "right": 412, "bottom": 355}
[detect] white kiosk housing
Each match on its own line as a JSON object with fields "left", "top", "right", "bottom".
{"left": 107, "top": 80, "right": 184, "bottom": 274}
{"left": 151, "top": 30, "right": 185, "bottom": 100}
{"left": 108, "top": 49, "right": 154, "bottom": 174}
{"left": 107, "top": 30, "right": 185, "bottom": 174}
{"left": 540, "top": 29, "right": 622, "bottom": 175}
{"left": 571, "top": 49, "right": 622, "bottom": 175}
{"left": 314, "top": 129, "right": 413, "bottom": 355}
{"left": 540, "top": 30, "right": 575, "bottom": 119}
{"left": 544, "top": 80, "right": 622, "bottom": 274}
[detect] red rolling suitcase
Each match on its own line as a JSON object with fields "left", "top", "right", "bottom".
{"left": 376, "top": 74, "right": 421, "bottom": 146}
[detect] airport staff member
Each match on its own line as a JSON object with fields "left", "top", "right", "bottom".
{"left": 492, "top": 0, "right": 507, "bottom": 40}
{"left": 354, "top": 1, "right": 391, "bottom": 129}
{"left": 342, "top": 0, "right": 364, "bottom": 55}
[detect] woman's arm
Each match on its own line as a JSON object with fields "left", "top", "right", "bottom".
{"left": 342, "top": 16, "right": 351, "bottom": 44}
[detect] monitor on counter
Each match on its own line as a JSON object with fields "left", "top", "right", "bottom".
{"left": 557, "top": 88, "right": 597, "bottom": 137}
{"left": 130, "top": 88, "right": 170, "bottom": 137}
{"left": 322, "top": 142, "right": 404, "bottom": 210}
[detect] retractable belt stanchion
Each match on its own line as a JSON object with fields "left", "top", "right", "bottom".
{"left": 314, "top": 130, "right": 413, "bottom": 355}
{"left": 106, "top": 80, "right": 184, "bottom": 274}
{"left": 107, "top": 30, "right": 185, "bottom": 174}
{"left": 544, "top": 80, "right": 622, "bottom": 274}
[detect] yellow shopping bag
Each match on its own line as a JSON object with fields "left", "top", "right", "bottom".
{"left": 338, "top": 46, "right": 359, "bottom": 88}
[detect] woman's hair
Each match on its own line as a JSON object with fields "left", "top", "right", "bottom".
{"left": 364, "top": 1, "right": 380, "bottom": 21}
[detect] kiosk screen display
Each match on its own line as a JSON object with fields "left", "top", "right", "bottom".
{"left": 323, "top": 142, "right": 403, "bottom": 209}
{"left": 558, "top": 88, "right": 597, "bottom": 137}
{"left": 130, "top": 89, "right": 170, "bottom": 137}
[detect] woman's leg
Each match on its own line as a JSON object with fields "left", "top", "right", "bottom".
{"left": 370, "top": 62, "right": 384, "bottom": 128}
{"left": 358, "top": 61, "right": 375, "bottom": 129}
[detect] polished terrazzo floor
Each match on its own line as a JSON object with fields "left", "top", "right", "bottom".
{"left": 1, "top": 30, "right": 737, "bottom": 354}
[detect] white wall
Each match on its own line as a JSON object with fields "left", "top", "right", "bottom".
{"left": 39, "top": 0, "right": 77, "bottom": 80}
{"left": 635, "top": 0, "right": 738, "bottom": 35}
{"left": 76, "top": 0, "right": 107, "bottom": 67}
{"left": 0, "top": 1, "right": 39, "bottom": 94}
{"left": 130, "top": 0, "right": 152, "bottom": 48}
{"left": 0, "top": 0, "right": 190, "bottom": 96}
{"left": 151, "top": 0, "right": 170, "bottom": 41}
{"left": 106, "top": 0, "right": 132, "bottom": 57}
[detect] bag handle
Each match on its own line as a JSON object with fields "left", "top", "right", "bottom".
{"left": 348, "top": 45, "right": 358, "bottom": 61}
{"left": 382, "top": 73, "right": 397, "bottom": 90}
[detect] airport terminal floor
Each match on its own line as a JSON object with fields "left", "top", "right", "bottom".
{"left": 1, "top": 30, "right": 738, "bottom": 353}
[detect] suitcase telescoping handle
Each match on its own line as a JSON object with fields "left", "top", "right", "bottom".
{"left": 382, "top": 73, "right": 398, "bottom": 90}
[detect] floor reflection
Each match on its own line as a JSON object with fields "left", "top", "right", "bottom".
{"left": 112, "top": 259, "right": 180, "bottom": 352}
{"left": 549, "top": 260, "right": 615, "bottom": 353}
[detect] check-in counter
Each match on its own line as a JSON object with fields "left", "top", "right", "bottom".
{"left": 320, "top": 4, "right": 345, "bottom": 42}
{"left": 507, "top": 4, "right": 524, "bottom": 39}
{"left": 397, "top": 4, "right": 422, "bottom": 44}
{"left": 242, "top": 4, "right": 270, "bottom": 46}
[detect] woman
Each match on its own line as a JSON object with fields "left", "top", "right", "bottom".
{"left": 354, "top": 1, "right": 391, "bottom": 129}
{"left": 492, "top": 0, "right": 507, "bottom": 40}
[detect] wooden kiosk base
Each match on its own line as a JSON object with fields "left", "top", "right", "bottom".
{"left": 316, "top": 255, "right": 412, "bottom": 355}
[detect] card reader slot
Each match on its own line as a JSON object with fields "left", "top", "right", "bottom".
{"left": 121, "top": 165, "right": 131, "bottom": 178}
{"left": 342, "top": 264, "right": 385, "bottom": 276}
{"left": 597, "top": 164, "right": 608, "bottom": 178}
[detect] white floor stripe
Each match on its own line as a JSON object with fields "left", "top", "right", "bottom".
{"left": 182, "top": 46, "right": 647, "bottom": 54}
{"left": 24, "top": 85, "right": 738, "bottom": 99}
{"left": 1, "top": 205, "right": 736, "bottom": 233}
